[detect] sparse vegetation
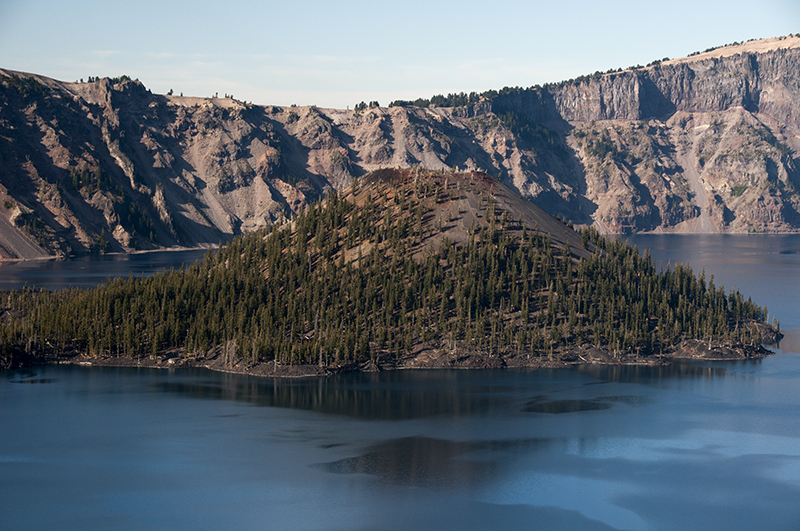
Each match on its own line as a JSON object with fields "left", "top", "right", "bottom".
{"left": 69, "top": 166, "right": 114, "bottom": 195}
{"left": 390, "top": 92, "right": 482, "bottom": 108}
{"left": 732, "top": 184, "right": 748, "bottom": 197}
{"left": 1, "top": 74, "right": 50, "bottom": 104}
{"left": 0, "top": 170, "right": 771, "bottom": 368}
{"left": 2, "top": 35, "right": 800, "bottom": 262}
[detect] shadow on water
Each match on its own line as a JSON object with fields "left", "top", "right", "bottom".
{"left": 316, "top": 436, "right": 553, "bottom": 489}
{"left": 521, "top": 394, "right": 652, "bottom": 414}
{"left": 772, "top": 328, "right": 800, "bottom": 355}
{"left": 154, "top": 369, "right": 525, "bottom": 420}
{"left": 576, "top": 362, "right": 731, "bottom": 384}
{"left": 153, "top": 359, "right": 756, "bottom": 420}
{"left": 6, "top": 369, "right": 57, "bottom": 384}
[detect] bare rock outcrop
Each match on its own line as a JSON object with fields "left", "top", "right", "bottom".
{"left": 1, "top": 36, "right": 800, "bottom": 258}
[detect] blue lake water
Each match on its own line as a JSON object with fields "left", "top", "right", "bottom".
{"left": 0, "top": 248, "right": 209, "bottom": 291}
{"left": 1, "top": 235, "right": 800, "bottom": 531}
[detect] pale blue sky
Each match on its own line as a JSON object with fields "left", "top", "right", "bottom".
{"left": 1, "top": 0, "right": 798, "bottom": 108}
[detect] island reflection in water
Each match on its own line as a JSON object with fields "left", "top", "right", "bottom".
{"left": 1, "top": 234, "right": 800, "bottom": 531}
{"left": 6, "top": 359, "right": 800, "bottom": 531}
{"left": 153, "top": 362, "right": 728, "bottom": 421}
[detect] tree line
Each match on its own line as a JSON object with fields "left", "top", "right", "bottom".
{"left": 0, "top": 170, "right": 769, "bottom": 368}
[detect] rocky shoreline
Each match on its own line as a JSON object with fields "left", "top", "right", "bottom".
{"left": 4, "top": 330, "right": 779, "bottom": 378}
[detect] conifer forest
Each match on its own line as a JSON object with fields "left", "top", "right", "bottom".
{"left": 0, "top": 170, "right": 771, "bottom": 370}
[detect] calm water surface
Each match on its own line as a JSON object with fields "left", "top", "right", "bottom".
{"left": 0, "top": 248, "right": 209, "bottom": 291}
{"left": 1, "top": 235, "right": 800, "bottom": 531}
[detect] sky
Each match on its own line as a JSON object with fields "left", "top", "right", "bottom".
{"left": 1, "top": 0, "right": 798, "bottom": 109}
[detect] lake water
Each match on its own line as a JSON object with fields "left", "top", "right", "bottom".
{"left": 0, "top": 248, "right": 210, "bottom": 291}
{"left": 2, "top": 235, "right": 800, "bottom": 531}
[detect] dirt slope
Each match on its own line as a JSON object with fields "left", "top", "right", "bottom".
{"left": 1, "top": 36, "right": 800, "bottom": 258}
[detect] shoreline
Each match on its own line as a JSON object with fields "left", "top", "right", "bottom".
{"left": 8, "top": 336, "right": 777, "bottom": 378}
{"left": 0, "top": 244, "right": 218, "bottom": 264}
{"left": 5, "top": 232, "right": 800, "bottom": 264}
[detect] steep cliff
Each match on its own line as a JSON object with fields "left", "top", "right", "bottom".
{"left": 488, "top": 36, "right": 800, "bottom": 233}
{"left": 1, "top": 36, "right": 799, "bottom": 258}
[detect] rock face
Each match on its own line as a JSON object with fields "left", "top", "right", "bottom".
{"left": 2, "top": 36, "right": 800, "bottom": 258}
